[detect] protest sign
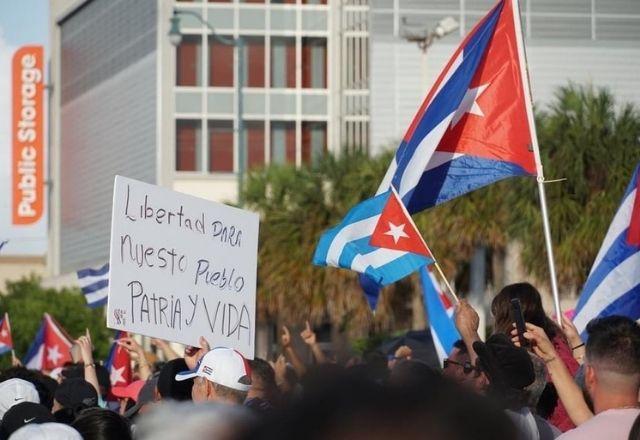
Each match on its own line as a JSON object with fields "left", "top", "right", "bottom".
{"left": 107, "top": 176, "right": 259, "bottom": 358}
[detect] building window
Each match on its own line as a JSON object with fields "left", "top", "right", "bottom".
{"left": 244, "top": 37, "right": 265, "bottom": 87}
{"left": 302, "top": 121, "right": 326, "bottom": 164}
{"left": 177, "top": 36, "right": 202, "bottom": 86}
{"left": 271, "top": 122, "right": 296, "bottom": 164}
{"left": 245, "top": 121, "right": 265, "bottom": 169}
{"left": 302, "top": 0, "right": 327, "bottom": 3}
{"left": 271, "top": 0, "right": 296, "bottom": 3}
{"left": 302, "top": 38, "right": 327, "bottom": 88}
{"left": 208, "top": 120, "right": 234, "bottom": 172}
{"left": 209, "top": 36, "right": 234, "bottom": 87}
{"left": 271, "top": 38, "right": 296, "bottom": 88}
{"left": 176, "top": 120, "right": 202, "bottom": 171}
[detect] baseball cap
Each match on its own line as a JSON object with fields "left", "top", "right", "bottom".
{"left": 111, "top": 380, "right": 146, "bottom": 402}
{"left": 8, "top": 422, "right": 82, "bottom": 440}
{"left": 0, "top": 379, "right": 40, "bottom": 420}
{"left": 175, "top": 348, "right": 252, "bottom": 392}
{"left": 0, "top": 402, "right": 55, "bottom": 439}
{"left": 473, "top": 333, "right": 535, "bottom": 391}
{"left": 123, "top": 376, "right": 159, "bottom": 419}
{"left": 54, "top": 378, "right": 98, "bottom": 410}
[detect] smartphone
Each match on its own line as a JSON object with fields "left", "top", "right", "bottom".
{"left": 510, "top": 298, "right": 529, "bottom": 348}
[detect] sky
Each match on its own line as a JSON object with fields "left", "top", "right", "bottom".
{"left": 0, "top": 0, "right": 49, "bottom": 256}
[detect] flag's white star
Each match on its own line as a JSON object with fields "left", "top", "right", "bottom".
{"left": 46, "top": 345, "right": 62, "bottom": 364}
{"left": 384, "top": 222, "right": 409, "bottom": 244}
{"left": 0, "top": 329, "right": 7, "bottom": 338}
{"left": 451, "top": 83, "right": 490, "bottom": 127}
{"left": 110, "top": 366, "right": 126, "bottom": 385}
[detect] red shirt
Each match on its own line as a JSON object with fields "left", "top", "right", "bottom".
{"left": 548, "top": 334, "right": 581, "bottom": 432}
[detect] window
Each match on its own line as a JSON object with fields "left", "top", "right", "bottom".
{"left": 271, "top": 0, "right": 296, "bottom": 3}
{"left": 302, "top": 121, "right": 326, "bottom": 164}
{"left": 302, "top": 0, "right": 327, "bottom": 3}
{"left": 176, "top": 120, "right": 202, "bottom": 171}
{"left": 302, "top": 38, "right": 327, "bottom": 88}
{"left": 209, "top": 36, "right": 234, "bottom": 87}
{"left": 244, "top": 37, "right": 265, "bottom": 87}
{"left": 245, "top": 121, "right": 265, "bottom": 169}
{"left": 271, "top": 122, "right": 296, "bottom": 164}
{"left": 176, "top": 36, "right": 202, "bottom": 86}
{"left": 271, "top": 38, "right": 296, "bottom": 88}
{"left": 208, "top": 120, "right": 234, "bottom": 172}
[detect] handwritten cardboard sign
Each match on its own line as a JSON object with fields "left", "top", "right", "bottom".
{"left": 107, "top": 176, "right": 259, "bottom": 358}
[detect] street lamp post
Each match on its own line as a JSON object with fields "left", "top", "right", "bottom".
{"left": 169, "top": 9, "right": 246, "bottom": 206}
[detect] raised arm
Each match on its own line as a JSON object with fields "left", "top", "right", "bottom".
{"left": 281, "top": 325, "right": 306, "bottom": 376}
{"left": 454, "top": 300, "right": 482, "bottom": 364}
{"left": 77, "top": 330, "right": 100, "bottom": 399}
{"left": 515, "top": 322, "right": 594, "bottom": 426}
{"left": 117, "top": 336, "right": 152, "bottom": 381}
{"left": 301, "top": 321, "right": 327, "bottom": 365}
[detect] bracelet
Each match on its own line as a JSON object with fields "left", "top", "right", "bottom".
{"left": 571, "top": 343, "right": 584, "bottom": 351}
{"left": 84, "top": 363, "right": 95, "bottom": 368}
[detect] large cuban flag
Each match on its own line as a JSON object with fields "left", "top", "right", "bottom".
{"left": 378, "top": 0, "right": 537, "bottom": 213}
{"left": 420, "top": 267, "right": 460, "bottom": 365}
{"left": 314, "top": 188, "right": 433, "bottom": 286}
{"left": 573, "top": 164, "right": 640, "bottom": 336}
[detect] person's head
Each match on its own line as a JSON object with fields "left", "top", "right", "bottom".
{"left": 71, "top": 408, "right": 132, "bottom": 440}
{"left": 473, "top": 334, "right": 535, "bottom": 410}
{"left": 0, "top": 368, "right": 54, "bottom": 411}
{"left": 0, "top": 402, "right": 55, "bottom": 439}
{"left": 176, "top": 348, "right": 252, "bottom": 405}
{"left": 387, "top": 345, "right": 412, "bottom": 370}
{"left": 583, "top": 316, "right": 640, "bottom": 413}
{"left": 52, "top": 378, "right": 98, "bottom": 422}
{"left": 8, "top": 422, "right": 81, "bottom": 440}
{"left": 491, "top": 283, "right": 561, "bottom": 341}
{"left": 442, "top": 340, "right": 487, "bottom": 392}
{"left": 0, "top": 379, "right": 40, "bottom": 421}
{"left": 94, "top": 365, "right": 111, "bottom": 401}
{"left": 389, "top": 360, "right": 439, "bottom": 389}
{"left": 247, "top": 358, "right": 277, "bottom": 403}
{"left": 157, "top": 358, "right": 193, "bottom": 401}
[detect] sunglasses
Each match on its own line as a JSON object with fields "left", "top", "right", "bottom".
{"left": 443, "top": 358, "right": 477, "bottom": 375}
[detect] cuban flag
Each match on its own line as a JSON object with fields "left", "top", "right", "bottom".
{"left": 0, "top": 313, "right": 14, "bottom": 355}
{"left": 104, "top": 331, "right": 132, "bottom": 391}
{"left": 377, "top": 0, "right": 537, "bottom": 214}
{"left": 77, "top": 263, "right": 109, "bottom": 308}
{"left": 24, "top": 313, "right": 73, "bottom": 371}
{"left": 573, "top": 164, "right": 640, "bottom": 336}
{"left": 314, "top": 188, "right": 434, "bottom": 287}
{"left": 420, "top": 267, "right": 460, "bottom": 365}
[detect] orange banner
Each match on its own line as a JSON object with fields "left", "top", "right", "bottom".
{"left": 12, "top": 46, "right": 44, "bottom": 225}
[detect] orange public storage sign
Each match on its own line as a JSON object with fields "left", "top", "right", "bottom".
{"left": 12, "top": 46, "right": 44, "bottom": 225}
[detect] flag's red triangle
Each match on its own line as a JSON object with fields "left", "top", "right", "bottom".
{"left": 370, "top": 191, "right": 431, "bottom": 256}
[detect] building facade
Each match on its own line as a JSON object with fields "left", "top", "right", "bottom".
{"left": 49, "top": 0, "right": 370, "bottom": 274}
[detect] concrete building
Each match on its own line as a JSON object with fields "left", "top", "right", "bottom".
{"left": 48, "top": 0, "right": 369, "bottom": 274}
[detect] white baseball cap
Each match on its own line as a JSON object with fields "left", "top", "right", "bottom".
{"left": 9, "top": 422, "right": 82, "bottom": 440}
{"left": 175, "top": 348, "right": 252, "bottom": 392}
{"left": 0, "top": 379, "right": 40, "bottom": 420}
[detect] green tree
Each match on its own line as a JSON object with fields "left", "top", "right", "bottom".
{"left": 0, "top": 277, "right": 111, "bottom": 369}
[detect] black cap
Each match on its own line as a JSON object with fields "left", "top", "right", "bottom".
{"left": 157, "top": 359, "right": 193, "bottom": 401}
{"left": 54, "top": 378, "right": 98, "bottom": 411}
{"left": 473, "top": 333, "right": 535, "bottom": 390}
{"left": 0, "top": 402, "right": 55, "bottom": 440}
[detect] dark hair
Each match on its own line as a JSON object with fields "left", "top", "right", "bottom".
{"left": 0, "top": 367, "right": 55, "bottom": 410}
{"left": 629, "top": 412, "right": 640, "bottom": 440}
{"left": 586, "top": 315, "right": 640, "bottom": 375}
{"left": 491, "top": 283, "right": 562, "bottom": 341}
{"left": 94, "top": 364, "right": 111, "bottom": 399}
{"left": 72, "top": 408, "right": 132, "bottom": 440}
{"left": 157, "top": 358, "right": 193, "bottom": 401}
{"left": 389, "top": 360, "right": 440, "bottom": 389}
{"left": 248, "top": 358, "right": 278, "bottom": 402}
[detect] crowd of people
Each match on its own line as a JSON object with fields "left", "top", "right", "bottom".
{"left": 0, "top": 282, "right": 638, "bottom": 439}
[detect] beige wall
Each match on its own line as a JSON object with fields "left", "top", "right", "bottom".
{"left": 0, "top": 257, "right": 47, "bottom": 292}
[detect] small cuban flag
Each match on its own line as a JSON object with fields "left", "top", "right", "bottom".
{"left": 77, "top": 263, "right": 109, "bottom": 308}
{"left": 313, "top": 187, "right": 434, "bottom": 287}
{"left": 0, "top": 313, "right": 14, "bottom": 356}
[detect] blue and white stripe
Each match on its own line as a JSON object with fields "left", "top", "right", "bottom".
{"left": 313, "top": 191, "right": 432, "bottom": 286}
{"left": 420, "top": 267, "right": 460, "bottom": 365}
{"left": 77, "top": 263, "right": 110, "bottom": 308}
{"left": 573, "top": 164, "right": 640, "bottom": 336}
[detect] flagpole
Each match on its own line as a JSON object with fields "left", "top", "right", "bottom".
{"left": 432, "top": 259, "right": 459, "bottom": 304}
{"left": 511, "top": 0, "right": 562, "bottom": 324}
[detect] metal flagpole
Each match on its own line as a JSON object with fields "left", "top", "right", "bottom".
{"left": 511, "top": 0, "right": 562, "bottom": 324}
